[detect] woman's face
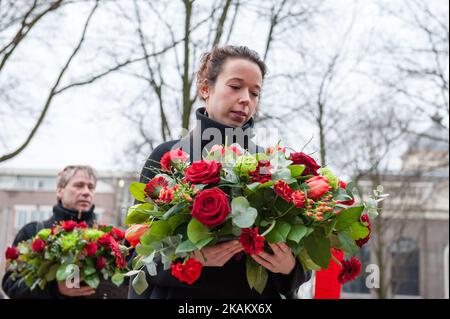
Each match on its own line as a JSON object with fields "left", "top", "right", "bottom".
{"left": 201, "top": 58, "right": 263, "bottom": 127}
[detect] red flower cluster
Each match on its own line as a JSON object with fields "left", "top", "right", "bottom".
{"left": 337, "top": 256, "right": 362, "bottom": 284}
{"left": 356, "top": 214, "right": 371, "bottom": 247}
{"left": 83, "top": 242, "right": 98, "bottom": 256}
{"left": 144, "top": 176, "right": 169, "bottom": 198}
{"left": 31, "top": 239, "right": 46, "bottom": 253}
{"left": 240, "top": 228, "right": 265, "bottom": 255}
{"left": 5, "top": 246, "right": 19, "bottom": 260}
{"left": 98, "top": 233, "right": 113, "bottom": 246}
{"left": 158, "top": 187, "right": 174, "bottom": 204}
{"left": 292, "top": 190, "right": 306, "bottom": 208}
{"left": 191, "top": 188, "right": 231, "bottom": 228}
{"left": 185, "top": 160, "right": 221, "bottom": 185}
{"left": 61, "top": 220, "right": 88, "bottom": 232}
{"left": 289, "top": 152, "right": 320, "bottom": 176}
{"left": 160, "top": 148, "right": 189, "bottom": 172}
{"left": 170, "top": 258, "right": 203, "bottom": 285}
{"left": 110, "top": 227, "right": 126, "bottom": 241}
{"left": 249, "top": 160, "right": 272, "bottom": 184}
{"left": 274, "top": 180, "right": 294, "bottom": 202}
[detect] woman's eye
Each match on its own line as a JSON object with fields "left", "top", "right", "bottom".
{"left": 251, "top": 92, "right": 259, "bottom": 97}
{"left": 229, "top": 85, "right": 240, "bottom": 90}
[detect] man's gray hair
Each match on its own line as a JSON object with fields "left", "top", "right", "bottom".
{"left": 56, "top": 165, "right": 97, "bottom": 188}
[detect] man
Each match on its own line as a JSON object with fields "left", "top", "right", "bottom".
{"left": 2, "top": 165, "right": 98, "bottom": 298}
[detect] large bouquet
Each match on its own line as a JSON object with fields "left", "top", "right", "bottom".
{"left": 125, "top": 144, "right": 387, "bottom": 294}
{"left": 4, "top": 221, "right": 129, "bottom": 291}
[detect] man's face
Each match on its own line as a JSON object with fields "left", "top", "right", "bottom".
{"left": 56, "top": 170, "right": 96, "bottom": 211}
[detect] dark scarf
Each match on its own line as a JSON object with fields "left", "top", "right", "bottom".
{"left": 179, "top": 107, "right": 262, "bottom": 161}
{"left": 51, "top": 200, "right": 96, "bottom": 225}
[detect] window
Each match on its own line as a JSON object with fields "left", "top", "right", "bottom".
{"left": 390, "top": 238, "right": 420, "bottom": 296}
{"left": 14, "top": 205, "right": 52, "bottom": 231}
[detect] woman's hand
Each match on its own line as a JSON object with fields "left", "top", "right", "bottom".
{"left": 190, "top": 240, "right": 243, "bottom": 267}
{"left": 251, "top": 242, "right": 296, "bottom": 275}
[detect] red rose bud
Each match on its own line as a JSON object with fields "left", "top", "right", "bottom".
{"left": 110, "top": 227, "right": 126, "bottom": 241}
{"left": 5, "top": 246, "right": 19, "bottom": 260}
{"left": 62, "top": 220, "right": 77, "bottom": 232}
{"left": 160, "top": 148, "right": 189, "bottom": 172}
{"left": 144, "top": 176, "right": 169, "bottom": 198}
{"left": 191, "top": 188, "right": 231, "bottom": 228}
{"left": 292, "top": 190, "right": 306, "bottom": 208}
{"left": 240, "top": 228, "right": 265, "bottom": 255}
{"left": 171, "top": 258, "right": 203, "bottom": 285}
{"left": 338, "top": 256, "right": 362, "bottom": 284}
{"left": 356, "top": 214, "right": 372, "bottom": 247}
{"left": 125, "top": 224, "right": 150, "bottom": 247}
{"left": 274, "top": 180, "right": 294, "bottom": 202}
{"left": 76, "top": 221, "right": 88, "bottom": 229}
{"left": 83, "top": 242, "right": 98, "bottom": 256}
{"left": 339, "top": 180, "right": 347, "bottom": 189}
{"left": 289, "top": 152, "right": 321, "bottom": 176}
{"left": 97, "top": 233, "right": 112, "bottom": 246}
{"left": 185, "top": 160, "right": 222, "bottom": 185}
{"left": 31, "top": 239, "right": 46, "bottom": 253}
{"left": 306, "top": 176, "right": 332, "bottom": 200}
{"left": 95, "top": 256, "right": 106, "bottom": 270}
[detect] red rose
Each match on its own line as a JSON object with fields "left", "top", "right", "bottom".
{"left": 125, "top": 224, "right": 151, "bottom": 247}
{"left": 356, "top": 214, "right": 371, "bottom": 247}
{"left": 110, "top": 239, "right": 127, "bottom": 268}
{"left": 240, "top": 228, "right": 265, "bottom": 255}
{"left": 110, "top": 227, "right": 126, "bottom": 241}
{"left": 31, "top": 239, "right": 46, "bottom": 253}
{"left": 249, "top": 160, "right": 272, "bottom": 184}
{"left": 62, "top": 220, "right": 77, "bottom": 232}
{"left": 144, "top": 176, "right": 169, "bottom": 198}
{"left": 160, "top": 148, "right": 189, "bottom": 172}
{"left": 170, "top": 258, "right": 203, "bottom": 285}
{"left": 289, "top": 152, "right": 321, "bottom": 176}
{"left": 83, "top": 242, "right": 98, "bottom": 256}
{"left": 306, "top": 176, "right": 332, "bottom": 200}
{"left": 185, "top": 160, "right": 221, "bottom": 185}
{"left": 274, "top": 180, "right": 294, "bottom": 202}
{"left": 5, "top": 246, "right": 19, "bottom": 260}
{"left": 98, "top": 233, "right": 112, "bottom": 246}
{"left": 76, "top": 221, "right": 88, "bottom": 229}
{"left": 95, "top": 256, "right": 106, "bottom": 270}
{"left": 292, "top": 190, "right": 306, "bottom": 208}
{"left": 191, "top": 188, "right": 231, "bottom": 228}
{"left": 338, "top": 256, "right": 362, "bottom": 284}
{"left": 337, "top": 180, "right": 355, "bottom": 206}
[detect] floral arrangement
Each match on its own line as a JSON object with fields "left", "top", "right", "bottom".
{"left": 124, "top": 144, "right": 387, "bottom": 294}
{"left": 4, "top": 221, "right": 129, "bottom": 291}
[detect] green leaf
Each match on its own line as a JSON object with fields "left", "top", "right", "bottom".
{"left": 84, "top": 273, "right": 100, "bottom": 289}
{"left": 297, "top": 249, "right": 322, "bottom": 271}
{"left": 125, "top": 203, "right": 156, "bottom": 225}
{"left": 246, "top": 258, "right": 268, "bottom": 294}
{"left": 231, "top": 197, "right": 258, "bottom": 228}
{"left": 337, "top": 232, "right": 359, "bottom": 256}
{"left": 129, "top": 182, "right": 147, "bottom": 202}
{"left": 195, "top": 237, "right": 214, "bottom": 250}
{"left": 288, "top": 164, "right": 305, "bottom": 178}
{"left": 45, "top": 264, "right": 59, "bottom": 282}
{"left": 56, "top": 264, "right": 73, "bottom": 282}
{"left": 135, "top": 243, "right": 154, "bottom": 256}
{"left": 287, "top": 224, "right": 308, "bottom": 243}
{"left": 303, "top": 228, "right": 331, "bottom": 268}
{"left": 162, "top": 202, "right": 189, "bottom": 221}
{"left": 83, "top": 265, "right": 96, "bottom": 277}
{"left": 37, "top": 260, "right": 52, "bottom": 277}
{"left": 345, "top": 222, "right": 370, "bottom": 240}
{"left": 246, "top": 182, "right": 261, "bottom": 192}
{"left": 175, "top": 240, "right": 197, "bottom": 254}
{"left": 335, "top": 205, "right": 364, "bottom": 231}
{"left": 187, "top": 218, "right": 211, "bottom": 244}
{"left": 111, "top": 272, "right": 125, "bottom": 287}
{"left": 167, "top": 213, "right": 190, "bottom": 232}
{"left": 140, "top": 220, "right": 171, "bottom": 245}
{"left": 132, "top": 270, "right": 148, "bottom": 295}
{"left": 265, "top": 220, "right": 291, "bottom": 243}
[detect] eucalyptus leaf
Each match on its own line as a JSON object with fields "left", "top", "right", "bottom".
{"left": 132, "top": 270, "right": 148, "bottom": 295}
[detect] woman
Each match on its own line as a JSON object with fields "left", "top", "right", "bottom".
{"left": 129, "top": 45, "right": 310, "bottom": 299}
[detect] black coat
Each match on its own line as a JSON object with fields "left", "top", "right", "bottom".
{"left": 1, "top": 201, "right": 96, "bottom": 299}
{"left": 128, "top": 107, "right": 311, "bottom": 299}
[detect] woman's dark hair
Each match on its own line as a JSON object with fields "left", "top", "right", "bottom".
{"left": 196, "top": 45, "right": 267, "bottom": 100}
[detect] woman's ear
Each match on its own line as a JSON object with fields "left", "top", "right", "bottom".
{"left": 199, "top": 80, "right": 210, "bottom": 100}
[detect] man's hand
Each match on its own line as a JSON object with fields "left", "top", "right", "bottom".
{"left": 251, "top": 242, "right": 296, "bottom": 275}
{"left": 58, "top": 281, "right": 96, "bottom": 297}
{"left": 190, "top": 240, "right": 243, "bottom": 267}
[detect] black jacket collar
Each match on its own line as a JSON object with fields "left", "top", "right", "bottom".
{"left": 52, "top": 200, "right": 96, "bottom": 224}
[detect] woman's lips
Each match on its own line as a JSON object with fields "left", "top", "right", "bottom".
{"left": 230, "top": 111, "right": 247, "bottom": 122}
